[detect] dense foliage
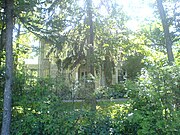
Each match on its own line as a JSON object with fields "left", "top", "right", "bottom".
{"left": 8, "top": 65, "right": 179, "bottom": 134}
{"left": 0, "top": 0, "right": 180, "bottom": 134}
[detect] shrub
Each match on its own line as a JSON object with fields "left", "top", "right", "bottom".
{"left": 10, "top": 65, "right": 180, "bottom": 135}
{"left": 123, "top": 65, "right": 180, "bottom": 134}
{"left": 95, "top": 83, "right": 127, "bottom": 99}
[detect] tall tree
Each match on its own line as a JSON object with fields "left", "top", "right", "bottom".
{"left": 156, "top": 0, "right": 174, "bottom": 65}
{"left": 86, "top": 0, "right": 94, "bottom": 76}
{"left": 1, "top": 0, "right": 14, "bottom": 134}
{"left": 85, "top": 0, "right": 96, "bottom": 110}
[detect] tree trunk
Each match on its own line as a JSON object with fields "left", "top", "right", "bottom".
{"left": 104, "top": 54, "right": 112, "bottom": 86}
{"left": 156, "top": 0, "right": 174, "bottom": 65}
{"left": 87, "top": 0, "right": 94, "bottom": 75}
{"left": 1, "top": 0, "right": 14, "bottom": 134}
{"left": 14, "top": 23, "right": 21, "bottom": 71}
{"left": 86, "top": 0, "right": 96, "bottom": 111}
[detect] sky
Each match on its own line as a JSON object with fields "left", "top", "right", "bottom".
{"left": 78, "top": 0, "right": 154, "bottom": 18}
{"left": 77, "top": 0, "right": 155, "bottom": 30}
{"left": 95, "top": 0, "right": 155, "bottom": 31}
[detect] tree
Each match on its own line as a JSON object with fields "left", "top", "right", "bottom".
{"left": 86, "top": 0, "right": 94, "bottom": 76}
{"left": 85, "top": 0, "right": 96, "bottom": 111}
{"left": 1, "top": 0, "right": 14, "bottom": 134}
{"left": 156, "top": 0, "right": 174, "bottom": 65}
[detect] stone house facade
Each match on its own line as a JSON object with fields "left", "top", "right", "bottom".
{"left": 26, "top": 40, "right": 127, "bottom": 87}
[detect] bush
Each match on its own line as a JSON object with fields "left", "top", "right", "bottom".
{"left": 10, "top": 65, "right": 180, "bottom": 135}
{"left": 52, "top": 77, "right": 71, "bottom": 100}
{"left": 10, "top": 75, "right": 127, "bottom": 134}
{"left": 123, "top": 65, "right": 180, "bottom": 134}
{"left": 95, "top": 83, "right": 127, "bottom": 99}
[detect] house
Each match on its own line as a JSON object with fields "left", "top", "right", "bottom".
{"left": 25, "top": 39, "right": 127, "bottom": 87}
{"left": 39, "top": 39, "right": 127, "bottom": 85}
{"left": 25, "top": 58, "right": 38, "bottom": 77}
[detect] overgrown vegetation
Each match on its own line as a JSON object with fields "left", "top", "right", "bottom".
{"left": 0, "top": 0, "right": 180, "bottom": 134}
{"left": 6, "top": 65, "right": 179, "bottom": 134}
